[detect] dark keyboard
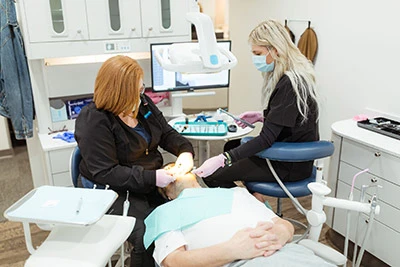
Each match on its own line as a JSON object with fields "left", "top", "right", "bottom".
{"left": 357, "top": 117, "right": 400, "bottom": 140}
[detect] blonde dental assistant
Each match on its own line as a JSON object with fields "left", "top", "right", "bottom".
{"left": 74, "top": 56, "right": 194, "bottom": 267}
{"left": 193, "top": 19, "right": 319, "bottom": 189}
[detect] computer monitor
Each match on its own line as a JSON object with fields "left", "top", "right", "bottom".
{"left": 150, "top": 40, "right": 231, "bottom": 93}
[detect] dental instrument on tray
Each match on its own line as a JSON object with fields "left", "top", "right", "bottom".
{"left": 217, "top": 108, "right": 255, "bottom": 128}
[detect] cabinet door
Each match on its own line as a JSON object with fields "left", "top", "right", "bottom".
{"left": 23, "top": 0, "right": 89, "bottom": 43}
{"left": 141, "top": 0, "right": 190, "bottom": 38}
{"left": 86, "top": 0, "right": 142, "bottom": 40}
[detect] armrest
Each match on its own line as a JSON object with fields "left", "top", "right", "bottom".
{"left": 299, "top": 239, "right": 346, "bottom": 266}
{"left": 241, "top": 137, "right": 334, "bottom": 162}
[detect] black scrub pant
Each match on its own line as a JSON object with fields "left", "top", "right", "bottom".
{"left": 109, "top": 191, "right": 165, "bottom": 267}
{"left": 203, "top": 139, "right": 313, "bottom": 188}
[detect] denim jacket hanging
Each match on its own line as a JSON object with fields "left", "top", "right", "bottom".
{"left": 0, "top": 0, "right": 34, "bottom": 139}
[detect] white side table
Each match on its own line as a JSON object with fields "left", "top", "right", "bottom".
{"left": 4, "top": 185, "right": 118, "bottom": 254}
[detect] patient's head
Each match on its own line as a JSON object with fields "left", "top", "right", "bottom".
{"left": 160, "top": 163, "right": 202, "bottom": 200}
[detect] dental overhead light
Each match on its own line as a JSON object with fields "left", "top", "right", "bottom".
{"left": 154, "top": 12, "right": 237, "bottom": 74}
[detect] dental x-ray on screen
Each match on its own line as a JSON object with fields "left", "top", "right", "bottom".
{"left": 150, "top": 40, "right": 231, "bottom": 93}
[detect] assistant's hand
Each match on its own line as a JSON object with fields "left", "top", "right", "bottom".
{"left": 236, "top": 111, "right": 263, "bottom": 128}
{"left": 155, "top": 169, "right": 175, "bottom": 188}
{"left": 174, "top": 152, "right": 194, "bottom": 175}
{"left": 191, "top": 154, "right": 225, "bottom": 178}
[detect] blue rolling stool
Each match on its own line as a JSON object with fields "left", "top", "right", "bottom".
{"left": 241, "top": 137, "right": 334, "bottom": 237}
{"left": 70, "top": 146, "right": 105, "bottom": 189}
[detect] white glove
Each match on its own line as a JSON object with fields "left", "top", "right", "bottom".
{"left": 237, "top": 111, "right": 263, "bottom": 128}
{"left": 192, "top": 154, "right": 225, "bottom": 178}
{"left": 174, "top": 152, "right": 194, "bottom": 175}
{"left": 156, "top": 169, "right": 175, "bottom": 188}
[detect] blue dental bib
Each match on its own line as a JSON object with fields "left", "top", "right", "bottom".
{"left": 144, "top": 188, "right": 233, "bottom": 248}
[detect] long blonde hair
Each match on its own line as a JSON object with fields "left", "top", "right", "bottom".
{"left": 248, "top": 19, "right": 319, "bottom": 122}
{"left": 93, "top": 55, "right": 143, "bottom": 117}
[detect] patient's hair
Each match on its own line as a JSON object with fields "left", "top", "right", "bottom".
{"left": 158, "top": 163, "right": 206, "bottom": 200}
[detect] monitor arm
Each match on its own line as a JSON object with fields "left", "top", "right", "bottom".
{"left": 153, "top": 12, "right": 237, "bottom": 73}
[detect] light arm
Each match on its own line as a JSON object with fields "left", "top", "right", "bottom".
{"left": 307, "top": 182, "right": 380, "bottom": 241}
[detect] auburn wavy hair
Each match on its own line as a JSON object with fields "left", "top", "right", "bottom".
{"left": 93, "top": 55, "right": 143, "bottom": 117}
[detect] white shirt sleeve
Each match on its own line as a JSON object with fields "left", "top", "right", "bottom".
{"left": 153, "top": 230, "right": 187, "bottom": 267}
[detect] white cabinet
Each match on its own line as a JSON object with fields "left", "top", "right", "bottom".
{"left": 19, "top": 0, "right": 196, "bottom": 186}
{"left": 141, "top": 0, "right": 189, "bottom": 38}
{"left": 39, "top": 134, "right": 75, "bottom": 187}
{"left": 327, "top": 119, "right": 400, "bottom": 267}
{"left": 24, "top": 0, "right": 89, "bottom": 43}
{"left": 0, "top": 117, "right": 12, "bottom": 152}
{"left": 18, "top": 0, "right": 194, "bottom": 58}
{"left": 49, "top": 147, "right": 74, "bottom": 187}
{"left": 85, "top": 0, "right": 142, "bottom": 40}
{"left": 23, "top": 0, "right": 143, "bottom": 42}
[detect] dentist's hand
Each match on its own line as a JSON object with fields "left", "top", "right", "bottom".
{"left": 236, "top": 111, "right": 263, "bottom": 128}
{"left": 155, "top": 169, "right": 175, "bottom": 188}
{"left": 192, "top": 154, "right": 225, "bottom": 178}
{"left": 174, "top": 152, "right": 194, "bottom": 175}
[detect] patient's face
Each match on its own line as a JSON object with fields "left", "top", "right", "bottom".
{"left": 162, "top": 165, "right": 197, "bottom": 200}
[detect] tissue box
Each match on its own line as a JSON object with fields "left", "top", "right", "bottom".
{"left": 67, "top": 98, "right": 92, "bottom": 119}
{"left": 50, "top": 99, "right": 68, "bottom": 122}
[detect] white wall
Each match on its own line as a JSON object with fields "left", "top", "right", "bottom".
{"left": 229, "top": 0, "right": 400, "bottom": 141}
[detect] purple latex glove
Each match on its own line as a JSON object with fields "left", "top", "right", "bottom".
{"left": 192, "top": 154, "right": 225, "bottom": 178}
{"left": 156, "top": 169, "right": 175, "bottom": 188}
{"left": 236, "top": 111, "right": 263, "bottom": 128}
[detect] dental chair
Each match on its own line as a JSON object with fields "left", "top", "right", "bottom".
{"left": 241, "top": 138, "right": 381, "bottom": 266}
{"left": 242, "top": 137, "right": 334, "bottom": 234}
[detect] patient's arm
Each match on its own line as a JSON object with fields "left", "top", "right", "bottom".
{"left": 162, "top": 224, "right": 274, "bottom": 267}
{"left": 249, "top": 218, "right": 294, "bottom": 257}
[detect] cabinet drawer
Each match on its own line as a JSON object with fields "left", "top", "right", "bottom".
{"left": 333, "top": 181, "right": 400, "bottom": 266}
{"left": 338, "top": 162, "right": 400, "bottom": 210}
{"left": 49, "top": 147, "right": 74, "bottom": 174}
{"left": 341, "top": 139, "right": 400, "bottom": 186}
{"left": 52, "top": 172, "right": 73, "bottom": 187}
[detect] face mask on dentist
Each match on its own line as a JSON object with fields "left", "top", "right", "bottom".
{"left": 252, "top": 52, "right": 275, "bottom": 73}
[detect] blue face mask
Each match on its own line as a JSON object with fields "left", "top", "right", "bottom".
{"left": 252, "top": 53, "right": 275, "bottom": 72}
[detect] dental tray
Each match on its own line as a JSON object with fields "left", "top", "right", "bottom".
{"left": 357, "top": 117, "right": 400, "bottom": 140}
{"left": 173, "top": 121, "right": 228, "bottom": 136}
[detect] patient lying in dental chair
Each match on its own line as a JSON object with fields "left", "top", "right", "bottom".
{"left": 144, "top": 166, "right": 335, "bottom": 267}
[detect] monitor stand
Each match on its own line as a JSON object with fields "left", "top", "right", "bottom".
{"left": 170, "top": 91, "right": 216, "bottom": 117}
